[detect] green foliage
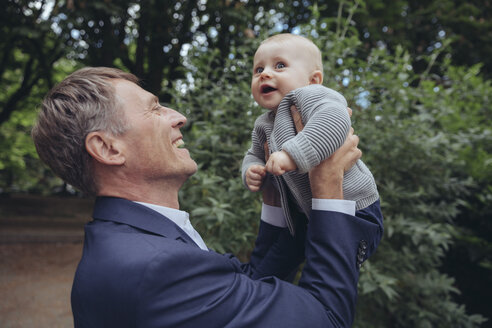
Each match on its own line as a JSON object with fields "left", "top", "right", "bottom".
{"left": 172, "top": 41, "right": 264, "bottom": 257}
{"left": 0, "top": 106, "right": 38, "bottom": 191}
{"left": 297, "top": 12, "right": 489, "bottom": 326}
{"left": 346, "top": 0, "right": 492, "bottom": 78}
{"left": 56, "top": 0, "right": 275, "bottom": 102}
{"left": 0, "top": 58, "right": 79, "bottom": 194}
{"left": 1, "top": 1, "right": 67, "bottom": 125}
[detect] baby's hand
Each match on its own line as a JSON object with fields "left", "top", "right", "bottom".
{"left": 265, "top": 150, "right": 297, "bottom": 176}
{"left": 246, "top": 165, "right": 266, "bottom": 192}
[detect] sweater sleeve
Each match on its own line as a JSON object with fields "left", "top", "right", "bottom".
{"left": 279, "top": 85, "right": 351, "bottom": 173}
{"left": 241, "top": 112, "right": 273, "bottom": 187}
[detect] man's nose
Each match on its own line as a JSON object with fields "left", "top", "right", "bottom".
{"left": 168, "top": 108, "right": 187, "bottom": 128}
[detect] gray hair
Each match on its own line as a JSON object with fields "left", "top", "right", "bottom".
{"left": 31, "top": 67, "right": 139, "bottom": 195}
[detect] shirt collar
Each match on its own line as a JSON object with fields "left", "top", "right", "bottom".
{"left": 134, "top": 201, "right": 190, "bottom": 229}
{"left": 92, "top": 197, "right": 198, "bottom": 246}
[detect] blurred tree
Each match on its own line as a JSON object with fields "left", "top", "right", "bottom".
{"left": 433, "top": 63, "right": 492, "bottom": 324}
{"left": 259, "top": 0, "right": 492, "bottom": 78}
{"left": 0, "top": 0, "right": 71, "bottom": 193}
{"left": 56, "top": 0, "right": 273, "bottom": 102}
{"left": 0, "top": 0, "right": 66, "bottom": 125}
{"left": 353, "top": 0, "right": 492, "bottom": 77}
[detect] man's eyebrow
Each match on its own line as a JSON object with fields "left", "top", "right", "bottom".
{"left": 147, "top": 95, "right": 159, "bottom": 107}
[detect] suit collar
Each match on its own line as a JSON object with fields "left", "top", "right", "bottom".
{"left": 92, "top": 196, "right": 199, "bottom": 247}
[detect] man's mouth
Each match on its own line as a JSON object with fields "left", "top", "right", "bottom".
{"left": 172, "top": 139, "right": 185, "bottom": 148}
{"left": 261, "top": 85, "right": 277, "bottom": 94}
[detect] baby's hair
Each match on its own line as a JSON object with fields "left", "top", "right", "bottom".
{"left": 260, "top": 33, "right": 323, "bottom": 72}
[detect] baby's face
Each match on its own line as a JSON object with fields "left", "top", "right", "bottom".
{"left": 251, "top": 40, "right": 318, "bottom": 110}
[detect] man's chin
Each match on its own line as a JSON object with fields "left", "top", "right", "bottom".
{"left": 186, "top": 160, "right": 198, "bottom": 176}
{"left": 178, "top": 163, "right": 198, "bottom": 190}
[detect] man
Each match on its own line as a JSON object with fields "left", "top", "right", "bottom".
{"left": 32, "top": 67, "right": 383, "bottom": 327}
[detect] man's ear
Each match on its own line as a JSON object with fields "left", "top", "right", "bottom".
{"left": 85, "top": 131, "right": 125, "bottom": 166}
{"left": 309, "top": 70, "right": 323, "bottom": 85}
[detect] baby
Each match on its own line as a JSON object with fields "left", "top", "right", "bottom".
{"left": 242, "top": 33, "right": 381, "bottom": 234}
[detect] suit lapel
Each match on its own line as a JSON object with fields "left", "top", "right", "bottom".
{"left": 92, "top": 196, "right": 200, "bottom": 248}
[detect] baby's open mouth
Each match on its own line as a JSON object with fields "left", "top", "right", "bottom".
{"left": 261, "top": 85, "right": 277, "bottom": 94}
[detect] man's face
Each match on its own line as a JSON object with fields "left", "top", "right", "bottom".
{"left": 113, "top": 79, "right": 197, "bottom": 185}
{"left": 251, "top": 40, "right": 315, "bottom": 110}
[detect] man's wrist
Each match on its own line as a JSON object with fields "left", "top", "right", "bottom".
{"left": 310, "top": 171, "right": 344, "bottom": 199}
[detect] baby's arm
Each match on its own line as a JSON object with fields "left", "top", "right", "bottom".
{"left": 265, "top": 150, "right": 297, "bottom": 176}
{"left": 242, "top": 115, "right": 271, "bottom": 191}
{"left": 279, "top": 85, "right": 351, "bottom": 173}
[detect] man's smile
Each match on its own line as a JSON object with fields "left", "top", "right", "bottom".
{"left": 172, "top": 138, "right": 185, "bottom": 148}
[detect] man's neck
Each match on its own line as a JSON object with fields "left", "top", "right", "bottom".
{"left": 93, "top": 164, "right": 188, "bottom": 209}
{"left": 96, "top": 177, "right": 182, "bottom": 209}
{"left": 138, "top": 186, "right": 180, "bottom": 209}
{"left": 98, "top": 188, "right": 180, "bottom": 209}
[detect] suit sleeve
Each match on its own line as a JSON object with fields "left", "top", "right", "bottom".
{"left": 245, "top": 199, "right": 383, "bottom": 282}
{"left": 136, "top": 210, "right": 380, "bottom": 328}
{"left": 355, "top": 199, "right": 384, "bottom": 259}
{"left": 238, "top": 218, "right": 306, "bottom": 281}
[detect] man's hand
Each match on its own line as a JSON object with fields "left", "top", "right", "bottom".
{"left": 265, "top": 150, "right": 297, "bottom": 176}
{"left": 309, "top": 128, "right": 361, "bottom": 199}
{"left": 245, "top": 165, "right": 266, "bottom": 192}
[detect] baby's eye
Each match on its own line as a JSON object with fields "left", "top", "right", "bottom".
{"left": 255, "top": 67, "right": 264, "bottom": 74}
{"left": 275, "top": 62, "right": 286, "bottom": 69}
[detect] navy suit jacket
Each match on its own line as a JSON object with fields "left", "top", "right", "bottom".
{"left": 72, "top": 197, "right": 383, "bottom": 327}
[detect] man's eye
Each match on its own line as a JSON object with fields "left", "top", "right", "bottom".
{"left": 255, "top": 67, "right": 264, "bottom": 74}
{"left": 276, "top": 62, "right": 286, "bottom": 69}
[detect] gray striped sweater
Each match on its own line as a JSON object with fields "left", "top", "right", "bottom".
{"left": 242, "top": 84, "right": 379, "bottom": 235}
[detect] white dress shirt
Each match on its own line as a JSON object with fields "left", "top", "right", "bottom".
{"left": 135, "top": 201, "right": 209, "bottom": 251}
{"left": 136, "top": 199, "right": 355, "bottom": 249}
{"left": 261, "top": 199, "right": 356, "bottom": 228}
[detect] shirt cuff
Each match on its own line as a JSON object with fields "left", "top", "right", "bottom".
{"left": 261, "top": 203, "right": 287, "bottom": 228}
{"left": 312, "top": 199, "right": 356, "bottom": 216}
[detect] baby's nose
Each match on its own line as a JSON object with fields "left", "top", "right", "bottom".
{"left": 260, "top": 69, "right": 273, "bottom": 78}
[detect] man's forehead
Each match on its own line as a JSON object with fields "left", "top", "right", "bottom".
{"left": 113, "top": 79, "right": 151, "bottom": 98}
{"left": 112, "top": 79, "right": 158, "bottom": 110}
{"left": 111, "top": 78, "right": 139, "bottom": 90}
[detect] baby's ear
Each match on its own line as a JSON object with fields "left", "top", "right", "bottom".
{"left": 309, "top": 70, "right": 323, "bottom": 85}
